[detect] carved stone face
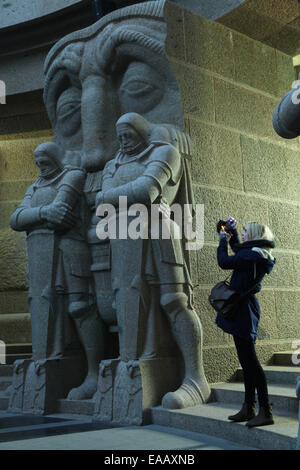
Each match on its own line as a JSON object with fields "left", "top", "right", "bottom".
{"left": 43, "top": 1, "right": 183, "bottom": 171}
{"left": 117, "top": 124, "right": 146, "bottom": 155}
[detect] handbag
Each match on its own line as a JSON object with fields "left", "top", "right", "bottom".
{"left": 209, "top": 270, "right": 260, "bottom": 321}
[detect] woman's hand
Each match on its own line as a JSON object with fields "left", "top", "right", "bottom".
{"left": 219, "top": 229, "right": 231, "bottom": 242}
{"left": 227, "top": 216, "right": 237, "bottom": 230}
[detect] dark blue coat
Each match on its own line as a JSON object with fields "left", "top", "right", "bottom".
{"left": 215, "top": 231, "right": 276, "bottom": 342}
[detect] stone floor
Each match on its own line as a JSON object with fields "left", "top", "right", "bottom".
{"left": 0, "top": 411, "right": 257, "bottom": 451}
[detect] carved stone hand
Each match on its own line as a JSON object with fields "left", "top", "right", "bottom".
{"left": 41, "top": 202, "right": 77, "bottom": 229}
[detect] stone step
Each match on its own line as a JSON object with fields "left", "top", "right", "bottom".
{"left": 56, "top": 398, "right": 95, "bottom": 416}
{"left": 211, "top": 382, "right": 298, "bottom": 414}
{"left": 0, "top": 365, "right": 13, "bottom": 377}
{"left": 5, "top": 353, "right": 32, "bottom": 365}
{"left": 273, "top": 351, "right": 300, "bottom": 367}
{"left": 5, "top": 343, "right": 32, "bottom": 354}
{"left": 0, "top": 377, "right": 12, "bottom": 391}
{"left": 0, "top": 343, "right": 32, "bottom": 365}
{"left": 151, "top": 402, "right": 298, "bottom": 450}
{"left": 0, "top": 392, "right": 9, "bottom": 411}
{"left": 236, "top": 366, "right": 300, "bottom": 386}
{"left": 0, "top": 342, "right": 33, "bottom": 366}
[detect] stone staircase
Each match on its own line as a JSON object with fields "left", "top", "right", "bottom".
{"left": 151, "top": 351, "right": 300, "bottom": 450}
{"left": 0, "top": 350, "right": 299, "bottom": 449}
{"left": 0, "top": 364, "right": 13, "bottom": 410}
{"left": 4, "top": 343, "right": 32, "bottom": 364}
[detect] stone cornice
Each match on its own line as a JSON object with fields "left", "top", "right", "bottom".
{"left": 0, "top": 1, "right": 94, "bottom": 58}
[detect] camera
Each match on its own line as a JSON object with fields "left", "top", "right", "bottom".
{"left": 217, "top": 217, "right": 235, "bottom": 234}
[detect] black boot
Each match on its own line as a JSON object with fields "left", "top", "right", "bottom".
{"left": 246, "top": 404, "right": 274, "bottom": 427}
{"left": 228, "top": 402, "right": 256, "bottom": 422}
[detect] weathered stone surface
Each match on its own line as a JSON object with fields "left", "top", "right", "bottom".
{"left": 189, "top": 120, "right": 244, "bottom": 191}
{"left": 264, "top": 24, "right": 300, "bottom": 57}
{"left": 0, "top": 0, "right": 81, "bottom": 28}
{"left": 216, "top": 0, "right": 300, "bottom": 56}
{"left": 263, "top": 251, "right": 299, "bottom": 289}
{"left": 245, "top": 0, "right": 299, "bottom": 24}
{"left": 170, "top": 0, "right": 246, "bottom": 21}
{"left": 214, "top": 78, "right": 282, "bottom": 141}
{"left": 183, "top": 9, "right": 235, "bottom": 80}
{"left": 193, "top": 185, "right": 222, "bottom": 244}
{"left": 0, "top": 202, "right": 21, "bottom": 230}
{"left": 268, "top": 201, "right": 300, "bottom": 251}
{"left": 0, "top": 180, "right": 35, "bottom": 202}
{"left": 7, "top": 0, "right": 212, "bottom": 420}
{"left": 169, "top": 61, "right": 214, "bottom": 122}
{"left": 0, "top": 291, "right": 28, "bottom": 315}
{"left": 218, "top": 5, "right": 284, "bottom": 42}
{"left": 0, "top": 51, "right": 48, "bottom": 96}
{"left": 219, "top": 191, "right": 270, "bottom": 232}
{"left": 233, "top": 33, "right": 278, "bottom": 96}
{"left": 203, "top": 343, "right": 239, "bottom": 383}
{"left": 196, "top": 244, "right": 224, "bottom": 287}
{"left": 276, "top": 50, "right": 297, "bottom": 98}
{"left": 8, "top": 356, "right": 86, "bottom": 415}
{"left": 0, "top": 229, "right": 28, "bottom": 291}
{"left": 0, "top": 313, "right": 31, "bottom": 344}
{"left": 275, "top": 291, "right": 300, "bottom": 340}
{"left": 241, "top": 135, "right": 300, "bottom": 201}
{"left": 0, "top": 137, "right": 46, "bottom": 181}
{"left": 165, "top": 1, "right": 185, "bottom": 61}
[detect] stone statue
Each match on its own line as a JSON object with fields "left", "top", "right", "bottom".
{"left": 9, "top": 1, "right": 210, "bottom": 418}
{"left": 95, "top": 112, "right": 210, "bottom": 409}
{"left": 42, "top": 1, "right": 185, "bottom": 349}
{"left": 10, "top": 141, "right": 104, "bottom": 402}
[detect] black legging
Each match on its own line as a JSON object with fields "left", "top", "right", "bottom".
{"left": 233, "top": 335, "right": 269, "bottom": 407}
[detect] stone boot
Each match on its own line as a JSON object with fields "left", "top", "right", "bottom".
{"left": 246, "top": 404, "right": 274, "bottom": 427}
{"left": 228, "top": 402, "right": 256, "bottom": 422}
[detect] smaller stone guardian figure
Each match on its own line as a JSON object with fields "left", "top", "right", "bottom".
{"left": 10, "top": 142, "right": 105, "bottom": 401}
{"left": 96, "top": 113, "right": 210, "bottom": 409}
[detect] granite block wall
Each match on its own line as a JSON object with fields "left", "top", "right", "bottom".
{"left": 165, "top": 0, "right": 300, "bottom": 382}
{"left": 0, "top": 2, "right": 299, "bottom": 383}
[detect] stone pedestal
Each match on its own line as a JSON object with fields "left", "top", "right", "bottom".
{"left": 8, "top": 355, "right": 86, "bottom": 415}
{"left": 94, "top": 357, "right": 182, "bottom": 425}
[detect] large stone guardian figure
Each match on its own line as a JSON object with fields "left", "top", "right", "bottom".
{"left": 10, "top": 142, "right": 105, "bottom": 411}
{"left": 9, "top": 0, "right": 210, "bottom": 418}
{"left": 95, "top": 113, "right": 210, "bottom": 413}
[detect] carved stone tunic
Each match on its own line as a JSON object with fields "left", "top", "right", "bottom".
{"left": 101, "top": 143, "right": 191, "bottom": 287}
{"left": 11, "top": 168, "right": 91, "bottom": 296}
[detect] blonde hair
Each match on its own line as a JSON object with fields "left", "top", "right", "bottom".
{"left": 245, "top": 222, "right": 274, "bottom": 243}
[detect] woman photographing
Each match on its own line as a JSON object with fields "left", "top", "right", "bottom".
{"left": 216, "top": 219, "right": 276, "bottom": 427}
